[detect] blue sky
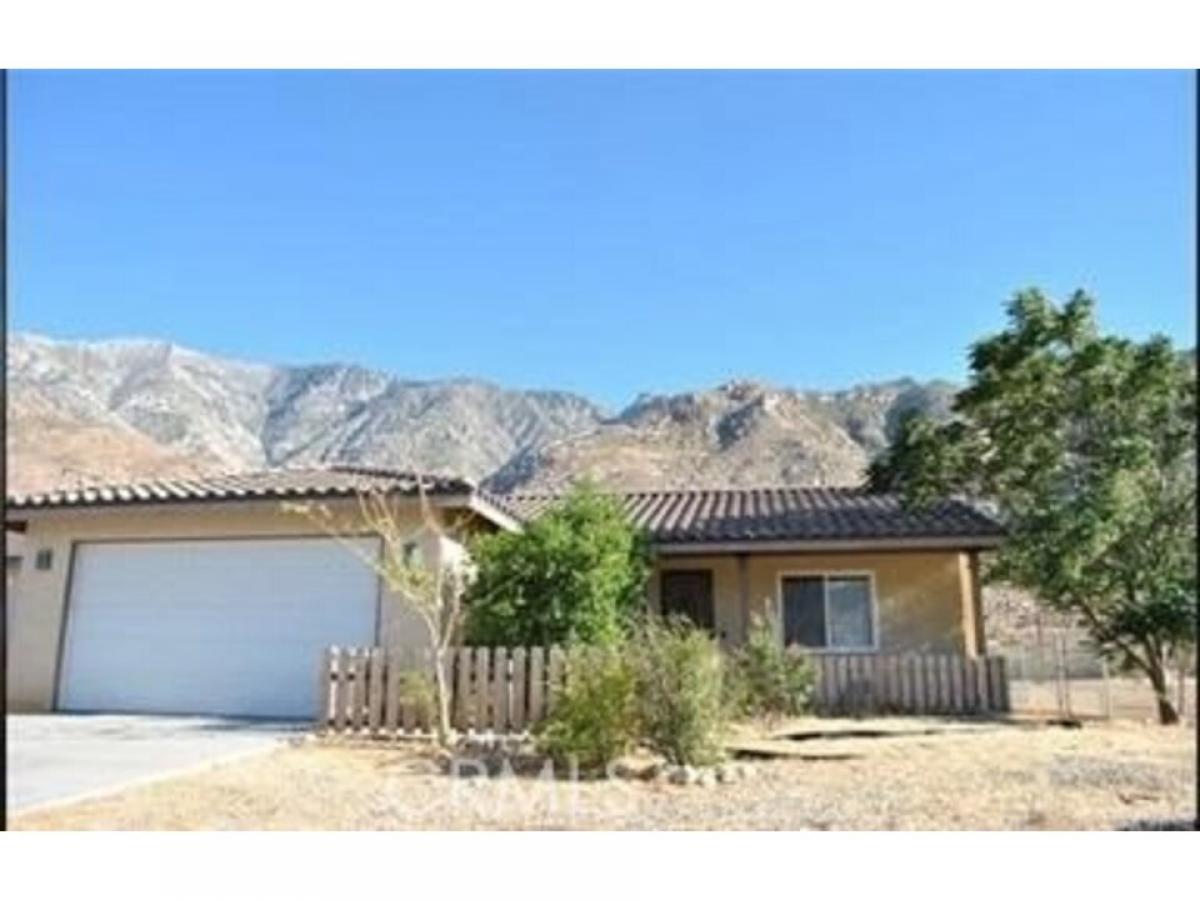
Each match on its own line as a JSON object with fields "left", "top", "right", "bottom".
{"left": 8, "top": 70, "right": 1194, "bottom": 409}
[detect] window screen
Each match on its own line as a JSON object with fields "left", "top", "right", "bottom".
{"left": 782, "top": 576, "right": 826, "bottom": 647}
{"left": 782, "top": 574, "right": 875, "bottom": 649}
{"left": 827, "top": 576, "right": 873, "bottom": 648}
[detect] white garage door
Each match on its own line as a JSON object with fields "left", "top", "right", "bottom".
{"left": 58, "top": 537, "right": 380, "bottom": 718}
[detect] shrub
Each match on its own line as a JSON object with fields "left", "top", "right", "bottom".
{"left": 396, "top": 669, "right": 437, "bottom": 727}
{"left": 465, "top": 482, "right": 650, "bottom": 647}
{"left": 728, "top": 615, "right": 816, "bottom": 721}
{"left": 534, "top": 647, "right": 639, "bottom": 772}
{"left": 630, "top": 617, "right": 728, "bottom": 766}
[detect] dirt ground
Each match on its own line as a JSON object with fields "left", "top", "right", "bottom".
{"left": 11, "top": 717, "right": 1196, "bottom": 831}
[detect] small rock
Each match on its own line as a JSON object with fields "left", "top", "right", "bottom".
{"left": 715, "top": 765, "right": 735, "bottom": 784}
{"left": 613, "top": 759, "right": 654, "bottom": 780}
{"left": 697, "top": 769, "right": 717, "bottom": 787}
{"left": 667, "top": 765, "right": 695, "bottom": 785}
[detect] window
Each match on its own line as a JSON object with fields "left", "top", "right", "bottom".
{"left": 660, "top": 570, "right": 715, "bottom": 632}
{"left": 781, "top": 574, "right": 874, "bottom": 650}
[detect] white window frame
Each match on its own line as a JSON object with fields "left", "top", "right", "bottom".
{"left": 776, "top": 570, "right": 880, "bottom": 652}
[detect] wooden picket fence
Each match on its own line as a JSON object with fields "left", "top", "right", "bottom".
{"left": 317, "top": 646, "right": 1010, "bottom": 736}
{"left": 806, "top": 652, "right": 1009, "bottom": 717}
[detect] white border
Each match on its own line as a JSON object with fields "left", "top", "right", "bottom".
{"left": 2, "top": 2, "right": 1200, "bottom": 66}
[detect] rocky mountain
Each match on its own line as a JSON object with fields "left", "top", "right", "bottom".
{"left": 487, "top": 379, "right": 958, "bottom": 492}
{"left": 5, "top": 332, "right": 958, "bottom": 495}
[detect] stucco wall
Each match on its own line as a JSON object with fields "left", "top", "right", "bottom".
{"left": 653, "top": 550, "right": 975, "bottom": 654}
{"left": 5, "top": 499, "right": 462, "bottom": 712}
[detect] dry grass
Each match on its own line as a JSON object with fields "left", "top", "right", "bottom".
{"left": 11, "top": 717, "right": 1195, "bottom": 831}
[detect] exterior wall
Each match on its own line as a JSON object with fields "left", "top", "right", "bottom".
{"left": 652, "top": 549, "right": 979, "bottom": 655}
{"left": 5, "top": 499, "right": 464, "bottom": 712}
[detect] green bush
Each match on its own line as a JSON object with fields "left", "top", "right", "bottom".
{"left": 630, "top": 617, "right": 728, "bottom": 766}
{"left": 396, "top": 669, "right": 437, "bottom": 727}
{"left": 728, "top": 615, "right": 816, "bottom": 720}
{"left": 465, "top": 482, "right": 650, "bottom": 647}
{"left": 534, "top": 647, "right": 639, "bottom": 772}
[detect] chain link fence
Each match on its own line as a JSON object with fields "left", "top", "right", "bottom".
{"left": 995, "top": 630, "right": 1195, "bottom": 723}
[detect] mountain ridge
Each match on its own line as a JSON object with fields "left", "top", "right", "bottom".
{"left": 6, "top": 331, "right": 959, "bottom": 495}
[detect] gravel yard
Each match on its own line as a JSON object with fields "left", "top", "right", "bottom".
{"left": 11, "top": 718, "right": 1195, "bottom": 830}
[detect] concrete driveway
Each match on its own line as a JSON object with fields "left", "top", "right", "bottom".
{"left": 6, "top": 713, "right": 306, "bottom": 814}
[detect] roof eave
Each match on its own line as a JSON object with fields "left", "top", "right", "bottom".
{"left": 463, "top": 494, "right": 525, "bottom": 533}
{"left": 652, "top": 534, "right": 1005, "bottom": 555}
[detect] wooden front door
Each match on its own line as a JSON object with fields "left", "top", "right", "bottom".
{"left": 660, "top": 570, "right": 715, "bottom": 632}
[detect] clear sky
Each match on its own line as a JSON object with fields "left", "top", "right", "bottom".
{"left": 8, "top": 70, "right": 1195, "bottom": 409}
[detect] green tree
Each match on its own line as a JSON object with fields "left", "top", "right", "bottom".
{"left": 869, "top": 290, "right": 1196, "bottom": 724}
{"left": 464, "top": 481, "right": 650, "bottom": 646}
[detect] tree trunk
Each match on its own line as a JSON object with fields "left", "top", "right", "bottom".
{"left": 432, "top": 646, "right": 454, "bottom": 746}
{"left": 1146, "top": 656, "right": 1181, "bottom": 725}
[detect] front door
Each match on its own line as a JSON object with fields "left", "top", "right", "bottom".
{"left": 660, "top": 569, "right": 715, "bottom": 632}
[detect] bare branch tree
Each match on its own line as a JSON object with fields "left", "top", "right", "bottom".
{"left": 284, "top": 481, "right": 467, "bottom": 746}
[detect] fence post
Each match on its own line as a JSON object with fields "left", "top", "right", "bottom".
{"left": 317, "top": 647, "right": 333, "bottom": 729}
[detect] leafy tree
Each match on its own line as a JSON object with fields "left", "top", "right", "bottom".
{"left": 869, "top": 290, "right": 1196, "bottom": 724}
{"left": 465, "top": 481, "right": 650, "bottom": 646}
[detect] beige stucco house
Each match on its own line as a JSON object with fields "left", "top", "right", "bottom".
{"left": 5, "top": 466, "right": 1002, "bottom": 718}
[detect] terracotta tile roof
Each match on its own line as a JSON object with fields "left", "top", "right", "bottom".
{"left": 5, "top": 466, "right": 477, "bottom": 510}
{"left": 6, "top": 469, "right": 1003, "bottom": 548}
{"left": 505, "top": 487, "right": 1004, "bottom": 547}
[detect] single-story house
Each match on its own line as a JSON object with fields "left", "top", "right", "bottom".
{"left": 5, "top": 466, "right": 1003, "bottom": 719}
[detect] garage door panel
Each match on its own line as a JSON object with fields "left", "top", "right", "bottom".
{"left": 59, "top": 538, "right": 379, "bottom": 718}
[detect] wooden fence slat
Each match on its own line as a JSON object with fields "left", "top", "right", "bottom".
{"left": 915, "top": 655, "right": 931, "bottom": 714}
{"left": 453, "top": 647, "right": 471, "bottom": 731}
{"left": 317, "top": 647, "right": 333, "bottom": 728}
{"left": 422, "top": 648, "right": 437, "bottom": 734}
{"left": 970, "top": 657, "right": 985, "bottom": 713}
{"left": 511, "top": 647, "right": 527, "bottom": 732}
{"left": 992, "top": 656, "right": 1010, "bottom": 712}
{"left": 383, "top": 649, "right": 401, "bottom": 734}
{"left": 960, "top": 657, "right": 975, "bottom": 714}
{"left": 865, "top": 654, "right": 880, "bottom": 714}
{"left": 855, "top": 654, "right": 870, "bottom": 715}
{"left": 355, "top": 647, "right": 370, "bottom": 731}
{"left": 493, "top": 647, "right": 510, "bottom": 734}
{"left": 818, "top": 654, "right": 832, "bottom": 713}
{"left": 546, "top": 646, "right": 565, "bottom": 713}
{"left": 937, "top": 655, "right": 951, "bottom": 714}
{"left": 366, "top": 648, "right": 384, "bottom": 734}
{"left": 474, "top": 646, "right": 491, "bottom": 732}
{"left": 528, "top": 646, "right": 546, "bottom": 722}
{"left": 948, "top": 655, "right": 963, "bottom": 714}
{"left": 335, "top": 647, "right": 353, "bottom": 731}
{"left": 394, "top": 648, "right": 412, "bottom": 733}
